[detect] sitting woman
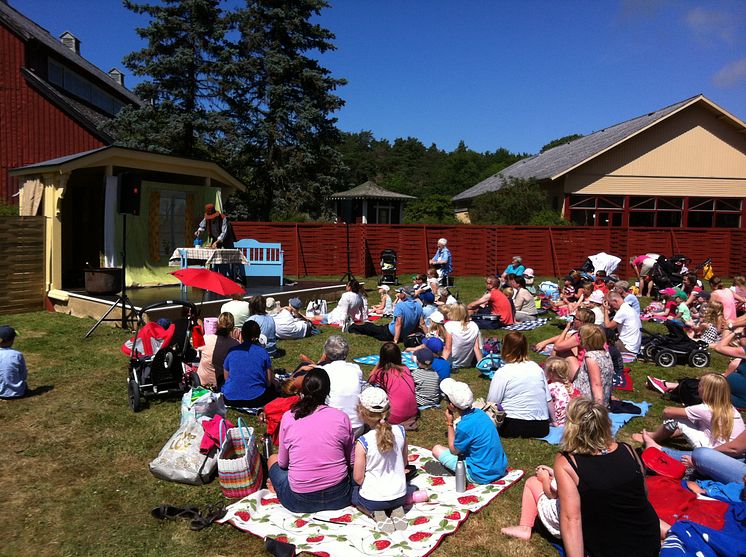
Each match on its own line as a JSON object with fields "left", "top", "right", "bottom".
{"left": 369, "top": 343, "right": 418, "bottom": 429}
{"left": 442, "top": 303, "right": 482, "bottom": 369}
{"left": 534, "top": 308, "right": 595, "bottom": 377}
{"left": 486, "top": 331, "right": 551, "bottom": 438}
{"left": 573, "top": 325, "right": 614, "bottom": 408}
{"left": 221, "top": 321, "right": 278, "bottom": 408}
{"left": 267, "top": 368, "right": 354, "bottom": 513}
{"left": 435, "top": 286, "right": 458, "bottom": 307}
{"left": 196, "top": 312, "right": 239, "bottom": 388}
{"left": 554, "top": 398, "right": 664, "bottom": 557}
{"left": 247, "top": 295, "right": 278, "bottom": 357}
{"left": 510, "top": 275, "right": 538, "bottom": 322}
{"left": 634, "top": 373, "right": 745, "bottom": 460}
{"left": 323, "top": 280, "right": 367, "bottom": 326}
{"left": 369, "top": 285, "right": 393, "bottom": 317}
{"left": 352, "top": 387, "right": 418, "bottom": 530}
{"left": 711, "top": 276, "right": 738, "bottom": 322}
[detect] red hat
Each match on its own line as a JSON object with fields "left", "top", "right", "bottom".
{"left": 204, "top": 203, "right": 221, "bottom": 220}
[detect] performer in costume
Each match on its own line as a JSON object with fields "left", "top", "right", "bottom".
{"left": 195, "top": 203, "right": 236, "bottom": 248}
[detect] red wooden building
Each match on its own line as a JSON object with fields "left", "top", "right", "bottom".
{"left": 0, "top": 1, "right": 140, "bottom": 204}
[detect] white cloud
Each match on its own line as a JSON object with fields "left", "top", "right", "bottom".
{"left": 685, "top": 7, "right": 738, "bottom": 44}
{"left": 713, "top": 57, "right": 746, "bottom": 87}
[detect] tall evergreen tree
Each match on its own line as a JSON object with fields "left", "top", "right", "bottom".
{"left": 107, "top": 0, "right": 227, "bottom": 158}
{"left": 222, "top": 0, "right": 347, "bottom": 220}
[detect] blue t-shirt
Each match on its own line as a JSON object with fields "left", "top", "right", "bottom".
{"left": 389, "top": 298, "right": 423, "bottom": 337}
{"left": 624, "top": 293, "right": 641, "bottom": 314}
{"left": 432, "top": 247, "right": 452, "bottom": 275}
{"left": 502, "top": 264, "right": 525, "bottom": 277}
{"left": 431, "top": 357, "right": 451, "bottom": 382}
{"left": 222, "top": 342, "right": 272, "bottom": 401}
{"left": 248, "top": 314, "right": 277, "bottom": 356}
{"left": 454, "top": 408, "right": 508, "bottom": 484}
{"left": 0, "top": 347, "right": 27, "bottom": 398}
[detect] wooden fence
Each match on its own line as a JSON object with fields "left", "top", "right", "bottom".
{"left": 232, "top": 222, "right": 746, "bottom": 279}
{"left": 0, "top": 217, "right": 45, "bottom": 314}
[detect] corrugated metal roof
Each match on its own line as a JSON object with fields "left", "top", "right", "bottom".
{"left": 453, "top": 95, "right": 705, "bottom": 202}
{"left": 0, "top": 1, "right": 141, "bottom": 105}
{"left": 330, "top": 181, "right": 416, "bottom": 200}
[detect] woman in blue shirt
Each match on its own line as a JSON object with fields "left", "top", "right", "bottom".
{"left": 222, "top": 321, "right": 278, "bottom": 407}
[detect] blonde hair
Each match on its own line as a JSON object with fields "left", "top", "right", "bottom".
{"left": 216, "top": 312, "right": 235, "bottom": 336}
{"left": 502, "top": 286, "right": 514, "bottom": 298}
{"left": 575, "top": 307, "right": 595, "bottom": 325}
{"left": 428, "top": 321, "right": 446, "bottom": 338}
{"left": 703, "top": 300, "right": 724, "bottom": 327}
{"left": 545, "top": 356, "right": 573, "bottom": 393}
{"left": 357, "top": 403, "right": 394, "bottom": 453}
{"left": 440, "top": 304, "right": 453, "bottom": 320}
{"left": 579, "top": 324, "right": 606, "bottom": 351}
{"left": 560, "top": 397, "right": 614, "bottom": 455}
{"left": 448, "top": 303, "right": 469, "bottom": 330}
{"left": 734, "top": 276, "right": 746, "bottom": 287}
{"left": 700, "top": 373, "right": 734, "bottom": 443}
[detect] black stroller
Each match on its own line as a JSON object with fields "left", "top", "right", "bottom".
{"left": 379, "top": 248, "right": 399, "bottom": 286}
{"left": 639, "top": 320, "right": 710, "bottom": 369}
{"left": 125, "top": 300, "right": 200, "bottom": 412}
{"left": 650, "top": 254, "right": 689, "bottom": 295}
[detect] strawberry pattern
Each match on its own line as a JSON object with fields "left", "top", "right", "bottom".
{"left": 219, "top": 446, "right": 524, "bottom": 557}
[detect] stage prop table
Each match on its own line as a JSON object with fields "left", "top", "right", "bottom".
{"left": 169, "top": 248, "right": 249, "bottom": 295}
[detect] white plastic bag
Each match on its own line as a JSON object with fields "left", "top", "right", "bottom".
{"left": 306, "top": 299, "right": 328, "bottom": 316}
{"left": 180, "top": 388, "right": 227, "bottom": 426}
{"left": 149, "top": 417, "right": 217, "bottom": 485}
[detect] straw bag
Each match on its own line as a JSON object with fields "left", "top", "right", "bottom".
{"left": 218, "top": 418, "right": 264, "bottom": 499}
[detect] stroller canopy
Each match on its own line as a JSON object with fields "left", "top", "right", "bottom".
{"left": 587, "top": 252, "right": 621, "bottom": 275}
{"left": 122, "top": 322, "right": 176, "bottom": 358}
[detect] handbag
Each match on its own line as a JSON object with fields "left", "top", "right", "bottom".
{"left": 149, "top": 417, "right": 218, "bottom": 485}
{"left": 640, "top": 447, "right": 686, "bottom": 479}
{"left": 472, "top": 397, "right": 506, "bottom": 428}
{"left": 218, "top": 417, "right": 264, "bottom": 499}
{"left": 404, "top": 332, "right": 425, "bottom": 348}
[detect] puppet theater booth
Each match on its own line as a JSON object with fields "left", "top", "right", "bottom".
{"left": 12, "top": 146, "right": 344, "bottom": 324}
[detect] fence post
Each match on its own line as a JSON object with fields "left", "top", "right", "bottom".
{"left": 295, "top": 223, "right": 300, "bottom": 278}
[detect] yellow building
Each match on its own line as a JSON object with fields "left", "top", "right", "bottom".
{"left": 453, "top": 94, "right": 746, "bottom": 228}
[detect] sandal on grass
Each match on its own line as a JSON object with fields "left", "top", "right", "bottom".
{"left": 189, "top": 505, "right": 227, "bottom": 531}
{"left": 150, "top": 505, "right": 200, "bottom": 521}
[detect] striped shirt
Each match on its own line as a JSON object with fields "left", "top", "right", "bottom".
{"left": 412, "top": 367, "right": 441, "bottom": 407}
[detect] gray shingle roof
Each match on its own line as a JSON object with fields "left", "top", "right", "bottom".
{"left": 0, "top": 1, "right": 141, "bottom": 106}
{"left": 330, "top": 181, "right": 416, "bottom": 200}
{"left": 452, "top": 95, "right": 703, "bottom": 202}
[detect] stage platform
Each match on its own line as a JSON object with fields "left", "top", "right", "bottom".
{"left": 49, "top": 280, "right": 347, "bottom": 327}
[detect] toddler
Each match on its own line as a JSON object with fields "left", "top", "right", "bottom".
{"left": 501, "top": 464, "right": 559, "bottom": 540}
{"left": 411, "top": 348, "right": 441, "bottom": 407}
{"left": 0, "top": 326, "right": 27, "bottom": 399}
{"left": 544, "top": 356, "right": 580, "bottom": 426}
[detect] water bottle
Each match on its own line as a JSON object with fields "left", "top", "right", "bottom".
{"left": 263, "top": 436, "right": 273, "bottom": 459}
{"left": 455, "top": 456, "right": 466, "bottom": 493}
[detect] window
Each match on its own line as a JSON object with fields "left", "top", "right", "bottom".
{"left": 688, "top": 197, "right": 741, "bottom": 228}
{"left": 47, "top": 58, "right": 125, "bottom": 116}
{"left": 159, "top": 191, "right": 186, "bottom": 257}
{"left": 629, "top": 196, "right": 682, "bottom": 227}
{"left": 569, "top": 195, "right": 624, "bottom": 226}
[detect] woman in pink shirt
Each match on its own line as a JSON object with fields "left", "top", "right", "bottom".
{"left": 369, "top": 343, "right": 418, "bottom": 429}
{"left": 267, "top": 368, "right": 354, "bottom": 513}
{"left": 710, "top": 276, "right": 737, "bottom": 322}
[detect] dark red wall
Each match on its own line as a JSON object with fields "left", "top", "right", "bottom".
{"left": 0, "top": 25, "right": 105, "bottom": 203}
{"left": 231, "top": 222, "right": 746, "bottom": 280}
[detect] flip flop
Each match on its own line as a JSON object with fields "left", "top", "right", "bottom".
{"left": 150, "top": 505, "right": 201, "bottom": 521}
{"left": 373, "top": 510, "right": 395, "bottom": 534}
{"left": 189, "top": 505, "right": 227, "bottom": 531}
{"left": 390, "top": 506, "right": 407, "bottom": 531}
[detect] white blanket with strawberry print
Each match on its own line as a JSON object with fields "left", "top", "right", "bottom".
{"left": 218, "top": 446, "right": 523, "bottom": 557}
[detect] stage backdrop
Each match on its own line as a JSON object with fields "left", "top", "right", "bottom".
{"left": 231, "top": 222, "right": 746, "bottom": 280}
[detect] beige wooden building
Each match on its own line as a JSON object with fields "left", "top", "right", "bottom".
{"left": 453, "top": 95, "right": 746, "bottom": 227}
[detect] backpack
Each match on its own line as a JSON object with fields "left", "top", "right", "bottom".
{"left": 665, "top": 377, "right": 703, "bottom": 406}
{"left": 539, "top": 281, "right": 560, "bottom": 300}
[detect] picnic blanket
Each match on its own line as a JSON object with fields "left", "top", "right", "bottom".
{"left": 219, "top": 446, "right": 524, "bottom": 557}
{"left": 500, "top": 318, "right": 550, "bottom": 331}
{"left": 612, "top": 367, "right": 633, "bottom": 391}
{"left": 537, "top": 401, "right": 650, "bottom": 444}
{"left": 355, "top": 352, "right": 418, "bottom": 370}
{"left": 660, "top": 502, "right": 746, "bottom": 557}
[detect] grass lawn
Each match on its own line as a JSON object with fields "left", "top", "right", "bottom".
{"left": 0, "top": 276, "right": 731, "bottom": 557}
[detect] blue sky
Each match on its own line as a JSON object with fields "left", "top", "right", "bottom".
{"left": 12, "top": 0, "right": 746, "bottom": 154}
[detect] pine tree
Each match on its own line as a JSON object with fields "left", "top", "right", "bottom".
{"left": 222, "top": 0, "right": 347, "bottom": 220}
{"left": 107, "top": 0, "right": 227, "bottom": 158}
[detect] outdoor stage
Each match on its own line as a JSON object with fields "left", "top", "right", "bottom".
{"left": 49, "top": 279, "right": 347, "bottom": 326}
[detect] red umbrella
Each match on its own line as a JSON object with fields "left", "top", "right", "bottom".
{"left": 170, "top": 268, "right": 245, "bottom": 296}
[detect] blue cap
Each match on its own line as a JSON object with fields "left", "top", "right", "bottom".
{"left": 289, "top": 297, "right": 302, "bottom": 309}
{"left": 0, "top": 325, "right": 17, "bottom": 342}
{"left": 423, "top": 337, "right": 444, "bottom": 354}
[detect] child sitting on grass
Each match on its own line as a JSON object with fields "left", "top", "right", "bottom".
{"left": 501, "top": 464, "right": 559, "bottom": 541}
{"left": 544, "top": 357, "right": 580, "bottom": 427}
{"left": 411, "top": 347, "right": 441, "bottom": 408}
{"left": 674, "top": 291, "right": 694, "bottom": 328}
{"left": 432, "top": 378, "right": 508, "bottom": 484}
{"left": 369, "top": 285, "right": 393, "bottom": 317}
{"left": 0, "top": 326, "right": 27, "bottom": 399}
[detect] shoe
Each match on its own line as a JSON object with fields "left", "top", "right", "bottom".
{"left": 647, "top": 376, "right": 669, "bottom": 394}
{"left": 374, "top": 510, "right": 395, "bottom": 534}
{"left": 189, "top": 504, "right": 227, "bottom": 531}
{"left": 390, "top": 506, "right": 407, "bottom": 531}
{"left": 150, "top": 505, "right": 201, "bottom": 521}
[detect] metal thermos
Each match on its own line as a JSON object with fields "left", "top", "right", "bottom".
{"left": 263, "top": 436, "right": 273, "bottom": 459}
{"left": 455, "top": 456, "right": 466, "bottom": 492}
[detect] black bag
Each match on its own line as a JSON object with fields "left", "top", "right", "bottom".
{"left": 403, "top": 332, "right": 425, "bottom": 348}
{"left": 666, "top": 377, "right": 703, "bottom": 406}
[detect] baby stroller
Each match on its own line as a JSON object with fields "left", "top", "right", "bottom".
{"left": 650, "top": 255, "right": 688, "bottom": 295}
{"left": 379, "top": 248, "right": 399, "bottom": 286}
{"left": 639, "top": 320, "right": 710, "bottom": 369}
{"left": 124, "top": 300, "right": 200, "bottom": 412}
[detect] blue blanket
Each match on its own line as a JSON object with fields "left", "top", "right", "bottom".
{"left": 660, "top": 502, "right": 746, "bottom": 557}
{"left": 536, "top": 401, "right": 650, "bottom": 444}
{"left": 354, "top": 352, "right": 417, "bottom": 370}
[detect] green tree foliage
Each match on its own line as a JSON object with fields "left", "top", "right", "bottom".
{"left": 221, "top": 0, "right": 347, "bottom": 220}
{"left": 469, "top": 177, "right": 564, "bottom": 225}
{"left": 529, "top": 209, "right": 570, "bottom": 226}
{"left": 540, "top": 133, "right": 584, "bottom": 153}
{"left": 0, "top": 201, "right": 18, "bottom": 216}
{"left": 107, "top": 0, "right": 227, "bottom": 158}
{"left": 403, "top": 195, "right": 459, "bottom": 225}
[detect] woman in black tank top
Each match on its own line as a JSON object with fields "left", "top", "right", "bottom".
{"left": 553, "top": 397, "right": 663, "bottom": 557}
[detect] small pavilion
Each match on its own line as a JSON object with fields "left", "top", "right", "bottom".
{"left": 330, "top": 181, "right": 415, "bottom": 224}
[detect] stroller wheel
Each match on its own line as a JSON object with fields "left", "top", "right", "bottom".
{"left": 655, "top": 349, "right": 677, "bottom": 368}
{"left": 642, "top": 342, "right": 658, "bottom": 361}
{"left": 689, "top": 350, "right": 710, "bottom": 368}
{"left": 128, "top": 378, "right": 142, "bottom": 412}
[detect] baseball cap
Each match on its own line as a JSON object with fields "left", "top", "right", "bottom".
{"left": 420, "top": 291, "right": 435, "bottom": 304}
{"left": 396, "top": 285, "right": 415, "bottom": 296}
{"left": 660, "top": 288, "right": 677, "bottom": 297}
{"left": 359, "top": 387, "right": 390, "bottom": 412}
{"left": 0, "top": 325, "right": 17, "bottom": 343}
{"left": 523, "top": 267, "right": 535, "bottom": 277}
{"left": 415, "top": 347, "right": 434, "bottom": 365}
{"left": 378, "top": 285, "right": 390, "bottom": 292}
{"left": 423, "top": 336, "right": 445, "bottom": 354}
{"left": 288, "top": 297, "right": 302, "bottom": 309}
{"left": 440, "top": 378, "right": 474, "bottom": 410}
{"left": 588, "top": 290, "right": 606, "bottom": 304}
{"left": 429, "top": 311, "right": 445, "bottom": 324}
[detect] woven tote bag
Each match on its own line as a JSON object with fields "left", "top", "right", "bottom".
{"left": 218, "top": 418, "right": 264, "bottom": 499}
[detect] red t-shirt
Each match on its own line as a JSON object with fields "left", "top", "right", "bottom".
{"left": 489, "top": 289, "right": 514, "bottom": 325}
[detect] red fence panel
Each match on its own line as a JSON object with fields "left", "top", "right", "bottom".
{"left": 232, "top": 223, "right": 744, "bottom": 279}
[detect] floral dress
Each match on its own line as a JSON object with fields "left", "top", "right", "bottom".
{"left": 548, "top": 381, "right": 581, "bottom": 425}
{"left": 574, "top": 349, "right": 614, "bottom": 407}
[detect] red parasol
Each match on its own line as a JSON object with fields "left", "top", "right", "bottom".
{"left": 170, "top": 268, "right": 245, "bottom": 296}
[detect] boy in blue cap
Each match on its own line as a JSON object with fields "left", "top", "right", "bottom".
{"left": 0, "top": 326, "right": 27, "bottom": 398}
